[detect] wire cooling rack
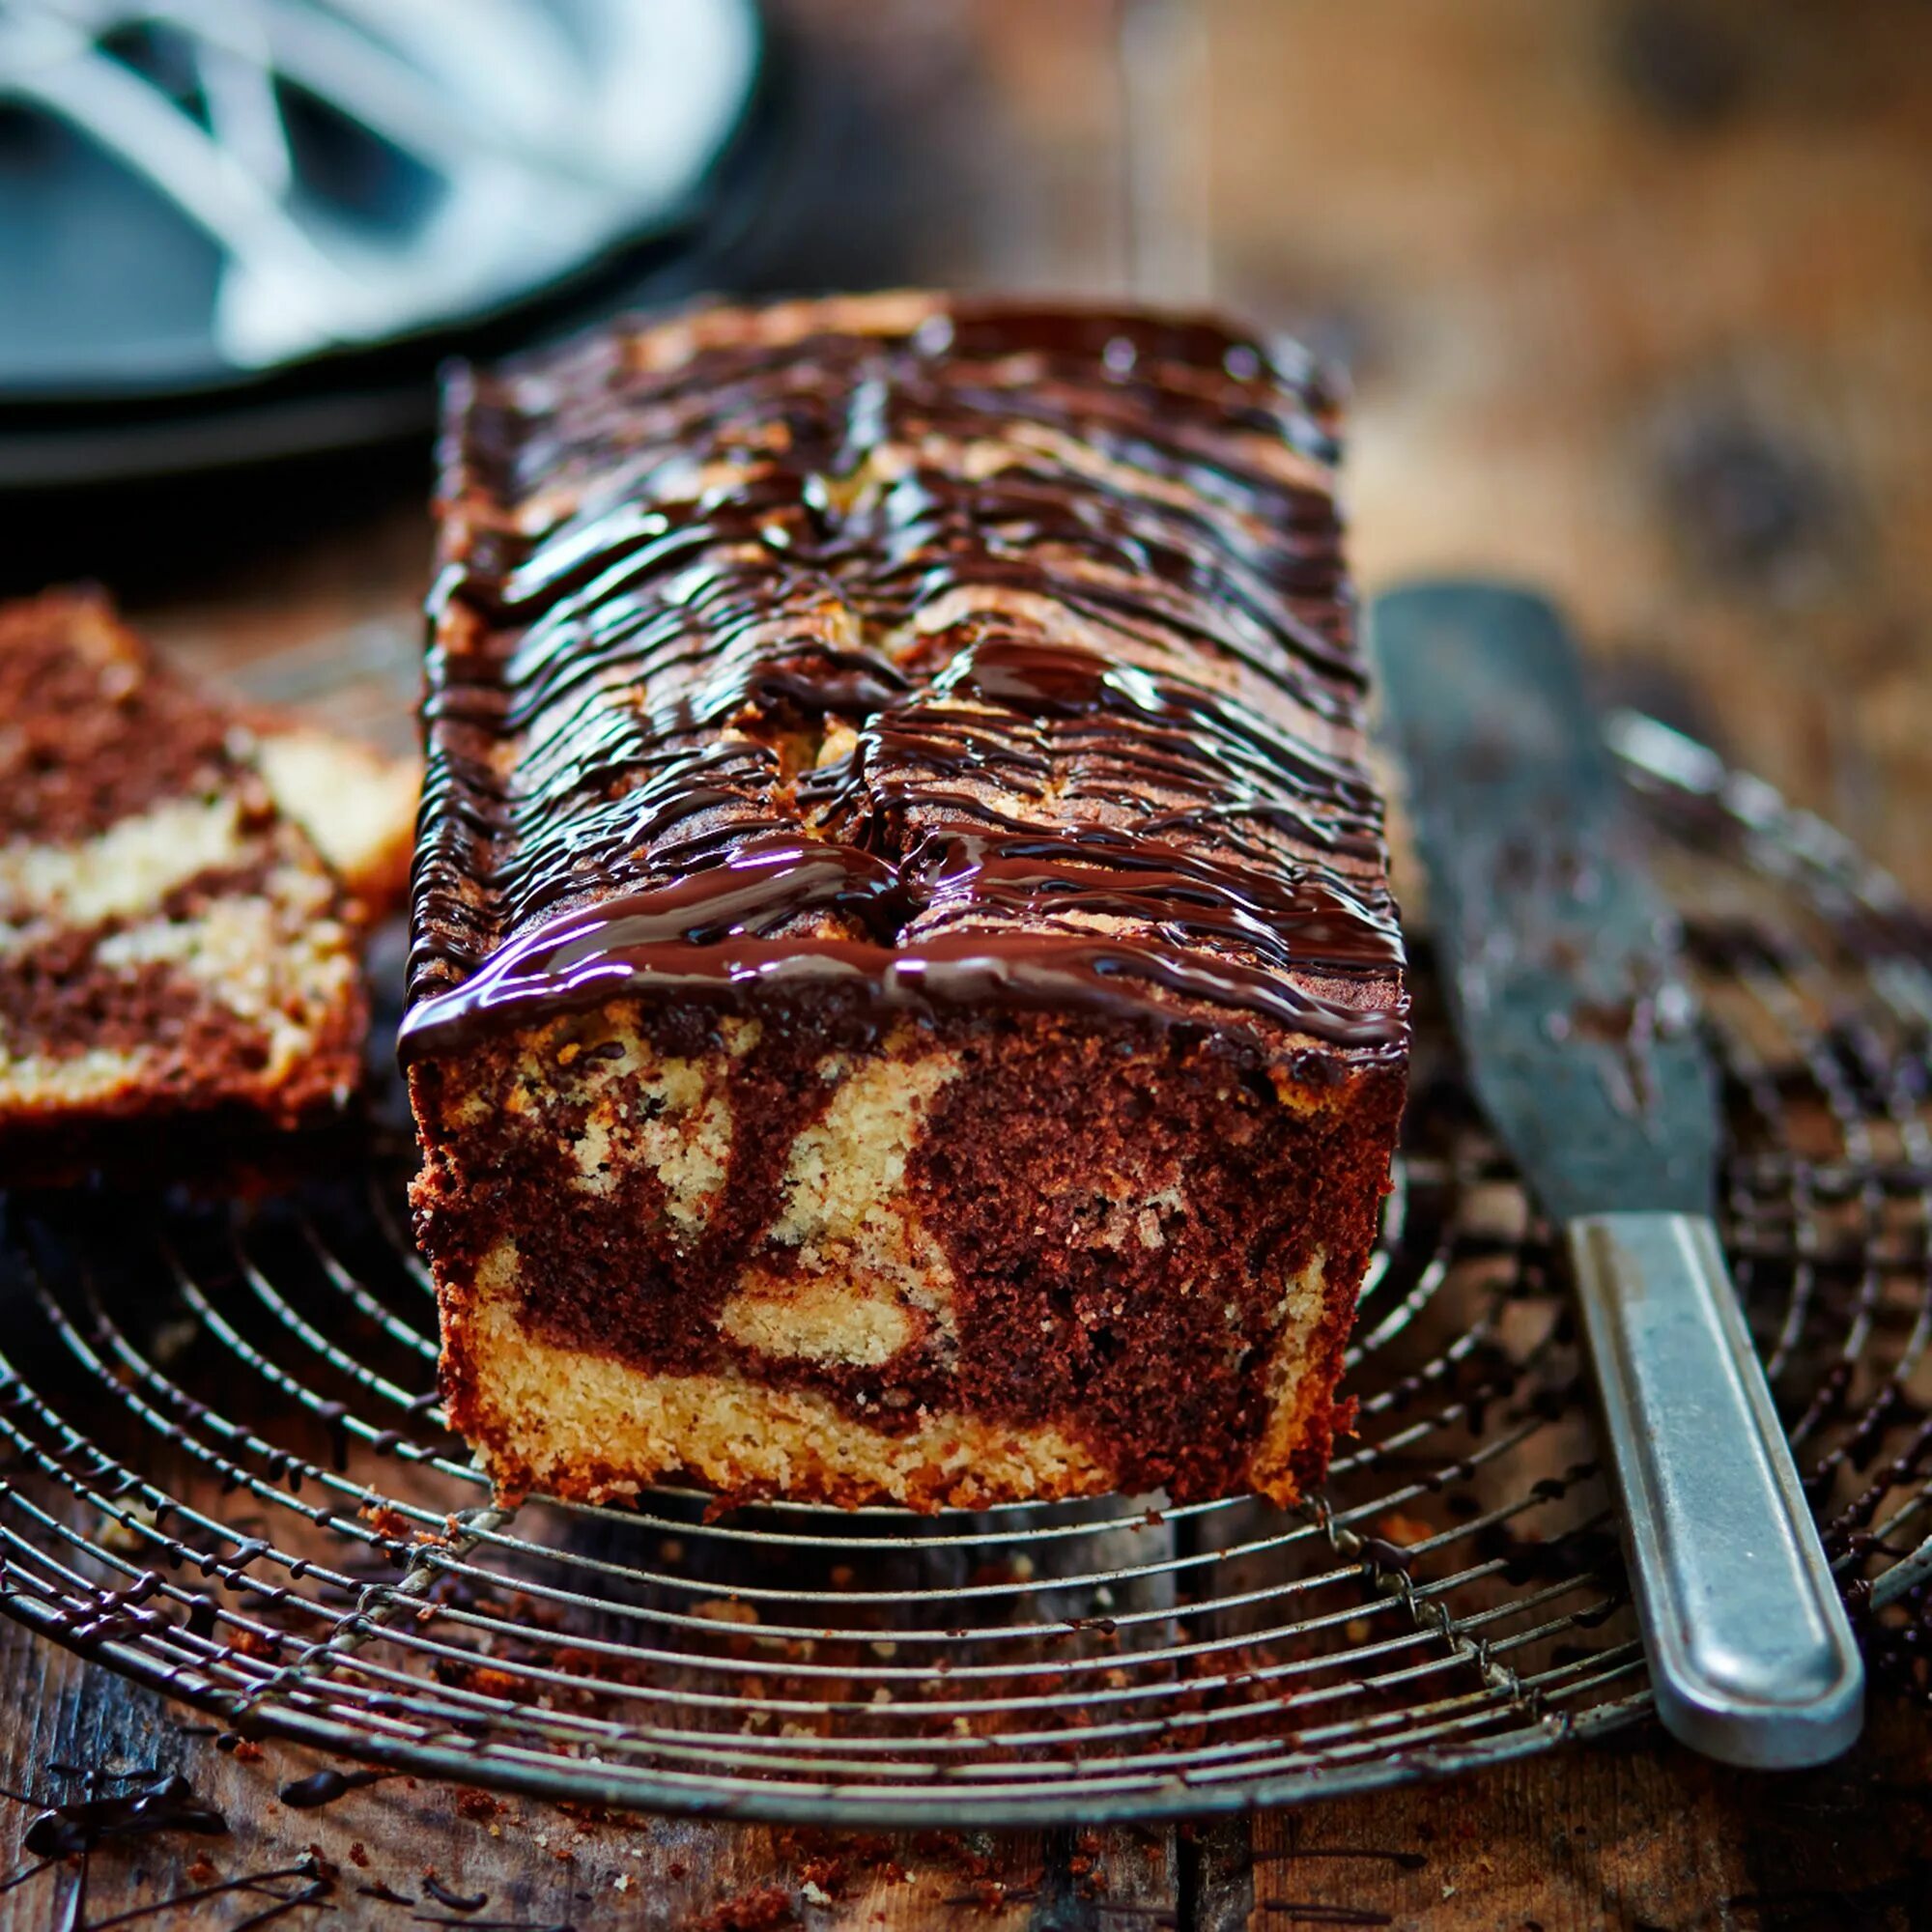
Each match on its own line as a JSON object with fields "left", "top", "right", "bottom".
{"left": 2, "top": 714, "right": 1930, "bottom": 1827}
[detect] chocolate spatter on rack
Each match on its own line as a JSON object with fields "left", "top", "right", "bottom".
{"left": 404, "top": 296, "right": 1404, "bottom": 1062}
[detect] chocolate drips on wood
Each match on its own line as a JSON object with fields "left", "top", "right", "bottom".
{"left": 19, "top": 1771, "right": 227, "bottom": 1857}
{"left": 276, "top": 1767, "right": 389, "bottom": 1809}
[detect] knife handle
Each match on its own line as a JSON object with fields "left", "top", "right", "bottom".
{"left": 1566, "top": 1212, "right": 1863, "bottom": 1767}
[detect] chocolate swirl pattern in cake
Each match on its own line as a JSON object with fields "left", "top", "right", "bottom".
{"left": 405, "top": 295, "right": 1405, "bottom": 1062}
{"left": 406, "top": 294, "right": 1408, "bottom": 1513}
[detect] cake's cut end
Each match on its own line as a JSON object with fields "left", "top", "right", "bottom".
{"left": 0, "top": 589, "right": 368, "bottom": 1152}
{"left": 411, "top": 998, "right": 1401, "bottom": 1510}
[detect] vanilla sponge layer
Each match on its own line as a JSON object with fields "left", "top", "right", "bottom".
{"left": 444, "top": 1233, "right": 1334, "bottom": 1511}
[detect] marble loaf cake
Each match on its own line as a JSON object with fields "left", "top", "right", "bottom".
{"left": 405, "top": 294, "right": 1408, "bottom": 1510}
{"left": 0, "top": 591, "right": 376, "bottom": 1161}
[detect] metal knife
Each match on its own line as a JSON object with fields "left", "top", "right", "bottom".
{"left": 1370, "top": 580, "right": 1863, "bottom": 1769}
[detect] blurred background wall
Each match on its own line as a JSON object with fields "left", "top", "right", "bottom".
{"left": 10, "top": 0, "right": 1930, "bottom": 889}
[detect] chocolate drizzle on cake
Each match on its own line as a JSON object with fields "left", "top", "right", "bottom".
{"left": 405, "top": 295, "right": 1406, "bottom": 1063}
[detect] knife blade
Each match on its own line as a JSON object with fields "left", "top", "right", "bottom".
{"left": 1371, "top": 580, "right": 1863, "bottom": 1769}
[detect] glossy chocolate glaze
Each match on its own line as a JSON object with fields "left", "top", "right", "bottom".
{"left": 405, "top": 294, "right": 1406, "bottom": 1061}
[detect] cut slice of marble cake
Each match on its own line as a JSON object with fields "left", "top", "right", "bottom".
{"left": 0, "top": 590, "right": 373, "bottom": 1151}
{"left": 405, "top": 293, "right": 1410, "bottom": 1512}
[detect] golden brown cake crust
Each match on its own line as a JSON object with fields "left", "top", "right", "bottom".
{"left": 249, "top": 716, "right": 420, "bottom": 923}
{"left": 405, "top": 294, "right": 1409, "bottom": 1508}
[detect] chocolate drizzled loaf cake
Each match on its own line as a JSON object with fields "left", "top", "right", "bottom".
{"left": 0, "top": 592, "right": 370, "bottom": 1152}
{"left": 406, "top": 294, "right": 1407, "bottom": 1510}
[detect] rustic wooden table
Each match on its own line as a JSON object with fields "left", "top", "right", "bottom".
{"left": 5, "top": 3, "right": 1931, "bottom": 1925}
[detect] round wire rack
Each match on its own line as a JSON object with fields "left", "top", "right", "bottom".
{"left": 2, "top": 713, "right": 1930, "bottom": 1827}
